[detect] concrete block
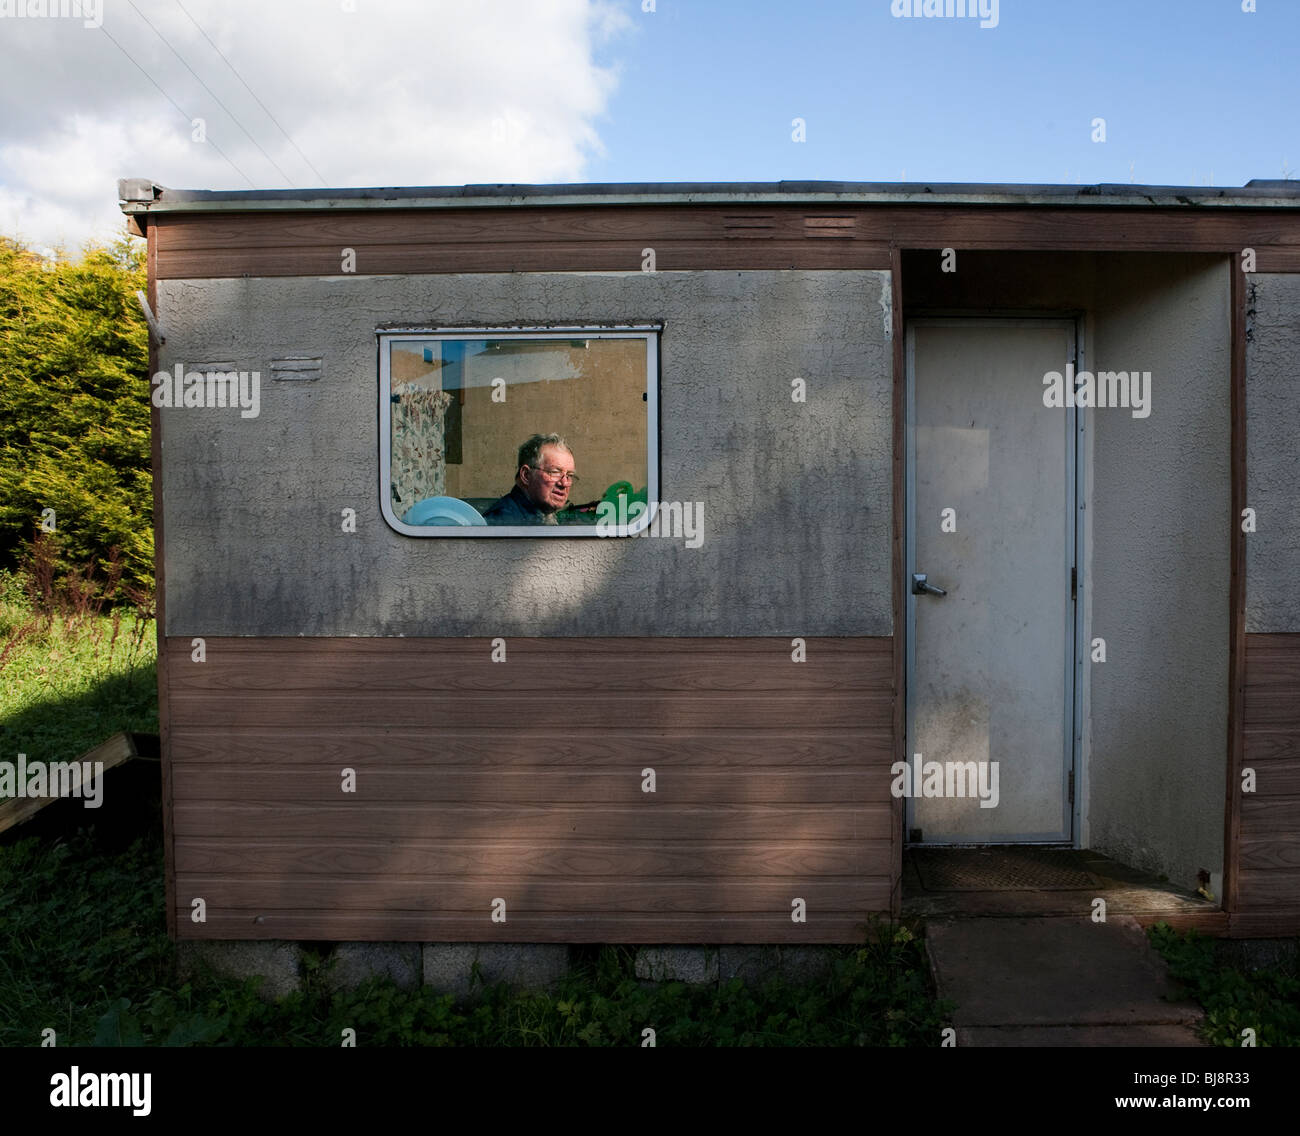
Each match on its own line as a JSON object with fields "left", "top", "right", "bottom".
{"left": 421, "top": 943, "right": 478, "bottom": 1001}
{"left": 325, "top": 942, "right": 421, "bottom": 992}
{"left": 635, "top": 946, "right": 718, "bottom": 984}
{"left": 422, "top": 943, "right": 570, "bottom": 1000}
{"left": 718, "top": 945, "right": 833, "bottom": 987}
{"left": 176, "top": 941, "right": 301, "bottom": 1001}
{"left": 474, "top": 943, "right": 570, "bottom": 991}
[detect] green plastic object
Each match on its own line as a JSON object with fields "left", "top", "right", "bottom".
{"left": 602, "top": 480, "right": 634, "bottom": 505}
{"left": 600, "top": 482, "right": 650, "bottom": 523}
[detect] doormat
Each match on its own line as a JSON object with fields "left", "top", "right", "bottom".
{"left": 912, "top": 848, "right": 1101, "bottom": 891}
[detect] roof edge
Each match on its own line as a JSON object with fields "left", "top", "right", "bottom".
{"left": 117, "top": 178, "right": 1300, "bottom": 215}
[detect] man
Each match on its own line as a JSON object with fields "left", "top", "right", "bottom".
{"left": 481, "top": 433, "right": 577, "bottom": 525}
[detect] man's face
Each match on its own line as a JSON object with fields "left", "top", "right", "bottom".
{"left": 519, "top": 444, "right": 574, "bottom": 512}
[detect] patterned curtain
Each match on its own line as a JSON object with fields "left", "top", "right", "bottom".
{"left": 391, "top": 385, "right": 454, "bottom": 512}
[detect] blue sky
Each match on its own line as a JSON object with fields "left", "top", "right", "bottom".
{"left": 0, "top": 0, "right": 1294, "bottom": 248}
{"left": 590, "top": 0, "right": 1295, "bottom": 187}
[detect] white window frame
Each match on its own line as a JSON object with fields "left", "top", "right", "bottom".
{"left": 378, "top": 325, "right": 660, "bottom": 538}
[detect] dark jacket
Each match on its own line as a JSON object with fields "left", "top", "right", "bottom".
{"left": 481, "top": 485, "right": 555, "bottom": 525}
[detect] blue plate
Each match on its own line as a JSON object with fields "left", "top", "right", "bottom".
{"left": 403, "top": 496, "right": 487, "bottom": 526}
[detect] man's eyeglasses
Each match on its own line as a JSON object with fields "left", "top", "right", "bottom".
{"left": 534, "top": 467, "right": 579, "bottom": 484}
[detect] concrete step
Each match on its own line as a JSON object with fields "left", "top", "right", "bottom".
{"left": 926, "top": 915, "right": 1207, "bottom": 1046}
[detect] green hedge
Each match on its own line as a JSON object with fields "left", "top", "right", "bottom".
{"left": 0, "top": 238, "right": 152, "bottom": 593}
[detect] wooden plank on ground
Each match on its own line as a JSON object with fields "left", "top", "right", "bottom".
{"left": 0, "top": 731, "right": 137, "bottom": 835}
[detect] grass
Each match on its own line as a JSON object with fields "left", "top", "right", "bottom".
{"left": 0, "top": 824, "right": 951, "bottom": 1047}
{"left": 0, "top": 568, "right": 157, "bottom": 766}
{"left": 1149, "top": 923, "right": 1300, "bottom": 1047}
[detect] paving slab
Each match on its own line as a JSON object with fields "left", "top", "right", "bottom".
{"left": 926, "top": 916, "right": 1204, "bottom": 1034}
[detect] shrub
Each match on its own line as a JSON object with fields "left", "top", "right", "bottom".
{"left": 0, "top": 237, "right": 152, "bottom": 594}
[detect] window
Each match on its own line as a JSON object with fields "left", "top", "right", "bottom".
{"left": 379, "top": 326, "right": 659, "bottom": 536}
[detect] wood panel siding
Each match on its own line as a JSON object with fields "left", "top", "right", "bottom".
{"left": 150, "top": 205, "right": 1300, "bottom": 279}
{"left": 889, "top": 248, "right": 907, "bottom": 910}
{"left": 165, "top": 636, "right": 896, "bottom": 943}
{"left": 1234, "top": 633, "right": 1300, "bottom": 926}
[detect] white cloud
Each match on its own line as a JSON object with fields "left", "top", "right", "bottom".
{"left": 0, "top": 0, "right": 634, "bottom": 248}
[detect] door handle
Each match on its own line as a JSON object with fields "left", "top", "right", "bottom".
{"left": 912, "top": 573, "right": 947, "bottom": 596}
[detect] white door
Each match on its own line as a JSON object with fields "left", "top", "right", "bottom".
{"left": 906, "top": 319, "right": 1079, "bottom": 843}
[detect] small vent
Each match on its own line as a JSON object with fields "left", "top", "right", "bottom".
{"left": 723, "top": 214, "right": 776, "bottom": 239}
{"left": 271, "top": 356, "right": 324, "bottom": 382}
{"left": 804, "top": 215, "right": 856, "bottom": 238}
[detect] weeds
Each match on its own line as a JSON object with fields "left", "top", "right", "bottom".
{"left": 1149, "top": 923, "right": 1300, "bottom": 1047}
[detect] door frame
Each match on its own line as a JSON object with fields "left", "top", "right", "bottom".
{"left": 903, "top": 316, "right": 1088, "bottom": 846}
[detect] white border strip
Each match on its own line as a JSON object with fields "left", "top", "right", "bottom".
{"left": 377, "top": 327, "right": 660, "bottom": 539}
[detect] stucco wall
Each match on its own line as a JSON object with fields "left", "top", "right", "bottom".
{"left": 1245, "top": 274, "right": 1300, "bottom": 633}
{"left": 155, "top": 269, "right": 893, "bottom": 637}
{"left": 1087, "top": 255, "right": 1231, "bottom": 891}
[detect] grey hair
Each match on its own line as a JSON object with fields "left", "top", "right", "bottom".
{"left": 516, "top": 433, "right": 572, "bottom": 475}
